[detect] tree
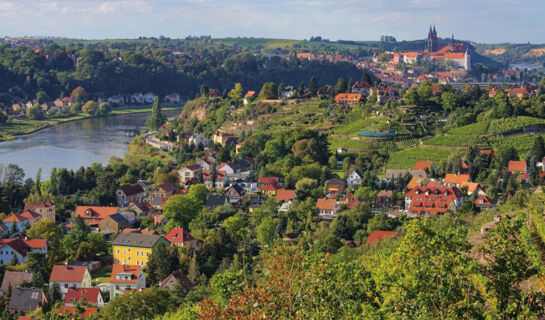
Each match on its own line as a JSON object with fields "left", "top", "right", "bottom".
{"left": 163, "top": 194, "right": 201, "bottom": 229}
{"left": 441, "top": 91, "right": 459, "bottom": 111}
{"left": 98, "top": 102, "right": 111, "bottom": 116}
{"left": 187, "top": 255, "right": 200, "bottom": 283}
{"left": 258, "top": 82, "right": 278, "bottom": 100}
{"left": 70, "top": 86, "right": 87, "bottom": 104}
{"left": 99, "top": 288, "right": 175, "bottom": 320}
{"left": 146, "top": 244, "right": 180, "bottom": 285}
{"left": 26, "top": 252, "right": 48, "bottom": 287}
{"left": 26, "top": 104, "right": 45, "bottom": 120}
{"left": 186, "top": 184, "right": 208, "bottom": 204}
{"left": 309, "top": 76, "right": 318, "bottom": 97}
{"left": 36, "top": 91, "right": 49, "bottom": 104}
{"left": 404, "top": 87, "right": 419, "bottom": 105}
{"left": 256, "top": 217, "right": 279, "bottom": 246}
{"left": 62, "top": 216, "right": 91, "bottom": 259}
{"left": 335, "top": 78, "right": 347, "bottom": 94}
{"left": 27, "top": 220, "right": 64, "bottom": 264}
{"left": 81, "top": 100, "right": 98, "bottom": 115}
{"left": 228, "top": 83, "right": 244, "bottom": 100}
{"left": 0, "top": 111, "right": 6, "bottom": 124}
{"left": 417, "top": 81, "right": 432, "bottom": 104}
{"left": 146, "top": 97, "right": 166, "bottom": 130}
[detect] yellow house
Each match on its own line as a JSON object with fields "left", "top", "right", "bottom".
{"left": 112, "top": 233, "right": 170, "bottom": 267}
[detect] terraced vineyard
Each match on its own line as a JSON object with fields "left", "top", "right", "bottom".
{"left": 447, "top": 116, "right": 545, "bottom": 136}
{"left": 386, "top": 146, "right": 455, "bottom": 169}
{"left": 491, "top": 133, "right": 545, "bottom": 159}
{"left": 424, "top": 135, "right": 489, "bottom": 147}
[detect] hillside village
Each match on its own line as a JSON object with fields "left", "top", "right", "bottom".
{"left": 3, "top": 28, "right": 545, "bottom": 319}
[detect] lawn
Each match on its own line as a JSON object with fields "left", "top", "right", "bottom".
{"left": 386, "top": 146, "right": 455, "bottom": 169}
{"left": 91, "top": 266, "right": 112, "bottom": 284}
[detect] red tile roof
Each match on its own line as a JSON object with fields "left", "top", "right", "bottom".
{"left": 24, "top": 200, "right": 53, "bottom": 211}
{"left": 56, "top": 306, "right": 98, "bottom": 317}
{"left": 443, "top": 174, "right": 470, "bottom": 185}
{"left": 413, "top": 161, "right": 433, "bottom": 171}
{"left": 475, "top": 195, "right": 496, "bottom": 207}
{"left": 259, "top": 177, "right": 279, "bottom": 185}
{"left": 260, "top": 183, "right": 281, "bottom": 191}
{"left": 405, "top": 186, "right": 464, "bottom": 216}
{"left": 316, "top": 198, "right": 336, "bottom": 211}
{"left": 49, "top": 265, "right": 88, "bottom": 283}
{"left": 64, "top": 288, "right": 101, "bottom": 305}
{"left": 276, "top": 189, "right": 296, "bottom": 203}
{"left": 164, "top": 227, "right": 195, "bottom": 245}
{"left": 19, "top": 210, "right": 41, "bottom": 220}
{"left": 110, "top": 264, "right": 141, "bottom": 284}
{"left": 366, "top": 231, "right": 397, "bottom": 246}
{"left": 3, "top": 214, "right": 26, "bottom": 223}
{"left": 74, "top": 206, "right": 118, "bottom": 220}
{"left": 508, "top": 160, "right": 527, "bottom": 173}
{"left": 334, "top": 93, "right": 362, "bottom": 103}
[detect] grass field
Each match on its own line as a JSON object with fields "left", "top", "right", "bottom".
{"left": 386, "top": 146, "right": 455, "bottom": 169}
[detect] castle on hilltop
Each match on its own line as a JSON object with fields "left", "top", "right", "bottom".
{"left": 394, "top": 26, "right": 471, "bottom": 70}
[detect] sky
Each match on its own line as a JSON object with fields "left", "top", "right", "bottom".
{"left": 0, "top": 0, "right": 543, "bottom": 43}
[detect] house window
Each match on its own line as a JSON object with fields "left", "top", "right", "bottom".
{"left": 65, "top": 284, "right": 68, "bottom": 288}
{"left": 136, "top": 251, "right": 139, "bottom": 256}
{"left": 115, "top": 286, "right": 119, "bottom": 290}
{"left": 117, "top": 249, "right": 119, "bottom": 254}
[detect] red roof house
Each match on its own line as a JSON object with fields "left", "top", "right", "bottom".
{"left": 164, "top": 227, "right": 196, "bottom": 249}
{"left": 366, "top": 231, "right": 397, "bottom": 246}
{"left": 404, "top": 186, "right": 464, "bottom": 216}
{"left": 64, "top": 288, "right": 104, "bottom": 308}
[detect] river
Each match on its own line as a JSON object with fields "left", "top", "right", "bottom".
{"left": 0, "top": 109, "right": 180, "bottom": 179}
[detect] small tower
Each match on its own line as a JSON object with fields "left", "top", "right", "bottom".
{"left": 427, "top": 25, "right": 438, "bottom": 53}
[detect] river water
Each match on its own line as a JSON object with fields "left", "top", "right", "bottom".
{"left": 0, "top": 109, "right": 180, "bottom": 179}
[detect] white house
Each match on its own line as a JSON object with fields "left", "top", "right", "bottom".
{"left": 108, "top": 94, "right": 124, "bottom": 105}
{"left": 144, "top": 92, "right": 156, "bottom": 104}
{"left": 178, "top": 164, "right": 202, "bottom": 183}
{"left": 188, "top": 134, "right": 210, "bottom": 148}
{"left": 346, "top": 170, "right": 363, "bottom": 186}
{"left": 165, "top": 93, "right": 180, "bottom": 104}
{"left": 109, "top": 264, "right": 145, "bottom": 300}
{"left": 49, "top": 265, "right": 92, "bottom": 295}
{"left": 0, "top": 239, "right": 47, "bottom": 265}
{"left": 131, "top": 93, "right": 145, "bottom": 104}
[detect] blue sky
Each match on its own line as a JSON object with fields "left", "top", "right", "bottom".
{"left": 0, "top": 0, "right": 543, "bottom": 43}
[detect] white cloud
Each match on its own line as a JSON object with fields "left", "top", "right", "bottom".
{"left": 97, "top": 1, "right": 152, "bottom": 14}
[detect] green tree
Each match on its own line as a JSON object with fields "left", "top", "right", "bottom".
{"left": 335, "top": 77, "right": 347, "bottom": 94}
{"left": 81, "top": 100, "right": 98, "bottom": 115}
{"left": 145, "top": 244, "right": 180, "bottom": 285}
{"left": 146, "top": 97, "right": 166, "bottom": 130}
{"left": 27, "top": 220, "right": 64, "bottom": 264}
{"left": 441, "top": 91, "right": 459, "bottom": 111}
{"left": 26, "top": 104, "right": 45, "bottom": 120}
{"left": 403, "top": 87, "right": 419, "bottom": 105}
{"left": 99, "top": 288, "right": 175, "bottom": 320}
{"left": 228, "top": 83, "right": 244, "bottom": 100}
{"left": 98, "top": 102, "right": 111, "bottom": 116}
{"left": 258, "top": 82, "right": 278, "bottom": 100}
{"left": 256, "top": 217, "right": 279, "bottom": 246}
{"left": 163, "top": 194, "right": 201, "bottom": 229}
{"left": 309, "top": 76, "right": 318, "bottom": 97}
{"left": 62, "top": 216, "right": 91, "bottom": 259}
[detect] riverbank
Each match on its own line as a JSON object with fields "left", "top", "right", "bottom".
{"left": 0, "top": 105, "right": 182, "bottom": 142}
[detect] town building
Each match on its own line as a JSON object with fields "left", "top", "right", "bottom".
{"left": 316, "top": 198, "right": 339, "bottom": 219}
{"left": 74, "top": 206, "right": 119, "bottom": 226}
{"left": 8, "top": 287, "right": 46, "bottom": 314}
{"left": 164, "top": 227, "right": 197, "bottom": 249}
{"left": 116, "top": 184, "right": 147, "bottom": 207}
{"left": 0, "top": 271, "right": 32, "bottom": 296}
{"left": 0, "top": 238, "right": 47, "bottom": 264}
{"left": 49, "top": 265, "right": 92, "bottom": 295}
{"left": 112, "top": 233, "right": 170, "bottom": 266}
{"left": 109, "top": 264, "right": 145, "bottom": 300}
{"left": 404, "top": 186, "right": 464, "bottom": 216}
{"left": 64, "top": 288, "right": 105, "bottom": 308}
{"left": 24, "top": 201, "right": 55, "bottom": 222}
